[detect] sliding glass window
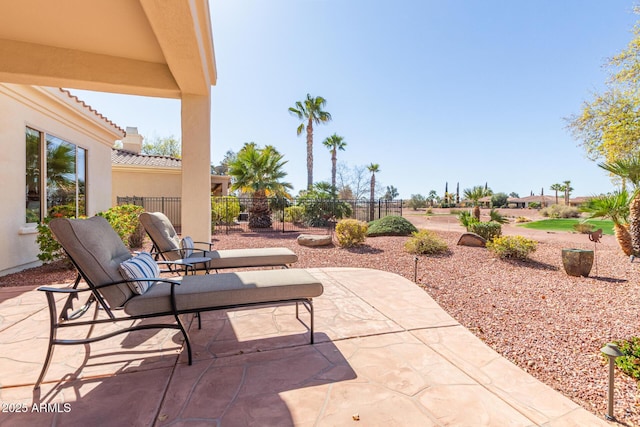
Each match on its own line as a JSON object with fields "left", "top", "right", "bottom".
{"left": 25, "top": 127, "right": 88, "bottom": 222}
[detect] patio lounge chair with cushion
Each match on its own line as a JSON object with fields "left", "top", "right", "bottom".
{"left": 35, "top": 216, "right": 323, "bottom": 389}
{"left": 139, "top": 212, "right": 298, "bottom": 273}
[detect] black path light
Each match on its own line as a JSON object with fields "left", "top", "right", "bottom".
{"left": 600, "top": 342, "right": 624, "bottom": 421}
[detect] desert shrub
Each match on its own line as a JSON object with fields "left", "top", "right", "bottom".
{"left": 487, "top": 235, "right": 537, "bottom": 260}
{"left": 613, "top": 337, "right": 640, "bottom": 380}
{"left": 367, "top": 215, "right": 417, "bottom": 236}
{"left": 407, "top": 194, "right": 427, "bottom": 210}
{"left": 335, "top": 219, "right": 368, "bottom": 248}
{"left": 97, "top": 204, "right": 145, "bottom": 248}
{"left": 284, "top": 206, "right": 305, "bottom": 223}
{"left": 573, "top": 222, "right": 595, "bottom": 234}
{"left": 515, "top": 216, "right": 530, "bottom": 223}
{"left": 449, "top": 209, "right": 462, "bottom": 215}
{"left": 540, "top": 204, "right": 580, "bottom": 218}
{"left": 404, "top": 229, "right": 449, "bottom": 255}
{"left": 425, "top": 208, "right": 433, "bottom": 215}
{"left": 211, "top": 196, "right": 241, "bottom": 224}
{"left": 528, "top": 202, "right": 540, "bottom": 209}
{"left": 297, "top": 186, "right": 352, "bottom": 227}
{"left": 491, "top": 192, "right": 509, "bottom": 208}
{"left": 468, "top": 221, "right": 502, "bottom": 241}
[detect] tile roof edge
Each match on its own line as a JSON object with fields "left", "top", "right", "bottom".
{"left": 59, "top": 89, "right": 126, "bottom": 135}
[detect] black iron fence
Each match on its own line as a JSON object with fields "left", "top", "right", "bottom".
{"left": 118, "top": 196, "right": 403, "bottom": 234}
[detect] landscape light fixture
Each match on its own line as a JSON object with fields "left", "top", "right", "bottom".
{"left": 600, "top": 342, "right": 624, "bottom": 421}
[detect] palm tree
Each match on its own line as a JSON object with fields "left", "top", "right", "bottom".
{"left": 367, "top": 163, "right": 380, "bottom": 221}
{"left": 561, "top": 180, "right": 573, "bottom": 205}
{"left": 322, "top": 133, "right": 346, "bottom": 192}
{"left": 550, "top": 183, "right": 563, "bottom": 205}
{"left": 427, "top": 190, "right": 438, "bottom": 207}
{"left": 383, "top": 185, "right": 399, "bottom": 201}
{"left": 599, "top": 155, "right": 640, "bottom": 256}
{"left": 581, "top": 191, "right": 632, "bottom": 256}
{"left": 228, "top": 143, "right": 292, "bottom": 228}
{"left": 463, "top": 185, "right": 491, "bottom": 220}
{"left": 289, "top": 94, "right": 332, "bottom": 190}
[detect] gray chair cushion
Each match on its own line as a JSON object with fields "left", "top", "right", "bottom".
{"left": 139, "top": 211, "right": 181, "bottom": 259}
{"left": 124, "top": 269, "right": 323, "bottom": 316}
{"left": 140, "top": 211, "right": 298, "bottom": 268}
{"left": 200, "top": 248, "right": 298, "bottom": 269}
{"left": 49, "top": 217, "right": 134, "bottom": 307}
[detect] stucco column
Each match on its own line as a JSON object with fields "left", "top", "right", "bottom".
{"left": 181, "top": 93, "right": 212, "bottom": 242}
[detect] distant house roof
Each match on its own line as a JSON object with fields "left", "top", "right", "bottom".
{"left": 111, "top": 148, "right": 181, "bottom": 168}
{"left": 507, "top": 195, "right": 556, "bottom": 203}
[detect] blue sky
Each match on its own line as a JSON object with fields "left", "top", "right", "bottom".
{"left": 70, "top": 0, "right": 639, "bottom": 199}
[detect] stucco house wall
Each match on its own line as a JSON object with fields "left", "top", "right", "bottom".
{"left": 0, "top": 84, "right": 124, "bottom": 275}
{"left": 112, "top": 166, "right": 182, "bottom": 205}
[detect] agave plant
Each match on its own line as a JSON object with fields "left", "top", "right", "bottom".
{"left": 581, "top": 190, "right": 632, "bottom": 256}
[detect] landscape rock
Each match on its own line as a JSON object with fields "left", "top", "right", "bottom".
{"left": 297, "top": 234, "right": 333, "bottom": 247}
{"left": 457, "top": 232, "right": 487, "bottom": 247}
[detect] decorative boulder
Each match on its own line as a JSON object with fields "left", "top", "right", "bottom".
{"left": 457, "top": 232, "right": 487, "bottom": 248}
{"left": 297, "top": 234, "right": 333, "bottom": 247}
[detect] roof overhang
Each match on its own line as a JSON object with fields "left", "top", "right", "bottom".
{"left": 0, "top": 0, "right": 216, "bottom": 98}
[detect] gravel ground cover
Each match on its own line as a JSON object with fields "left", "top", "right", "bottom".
{"left": 2, "top": 214, "right": 640, "bottom": 424}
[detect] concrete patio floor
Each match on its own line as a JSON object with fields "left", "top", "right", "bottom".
{"left": 0, "top": 267, "right": 610, "bottom": 426}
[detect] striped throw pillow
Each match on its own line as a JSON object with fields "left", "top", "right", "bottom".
{"left": 119, "top": 252, "right": 160, "bottom": 294}
{"left": 180, "top": 236, "right": 194, "bottom": 258}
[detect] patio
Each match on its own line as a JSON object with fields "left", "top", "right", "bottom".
{"left": 0, "top": 267, "right": 608, "bottom": 426}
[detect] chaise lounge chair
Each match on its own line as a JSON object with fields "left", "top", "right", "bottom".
{"left": 35, "top": 216, "right": 323, "bottom": 389}
{"left": 139, "top": 211, "right": 298, "bottom": 273}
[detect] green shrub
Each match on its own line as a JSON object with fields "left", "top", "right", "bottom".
{"left": 335, "top": 219, "right": 368, "bottom": 248}
{"left": 404, "top": 229, "right": 449, "bottom": 255}
{"left": 457, "top": 210, "right": 478, "bottom": 229}
{"left": 487, "top": 235, "right": 537, "bottom": 260}
{"left": 297, "top": 186, "right": 352, "bottom": 227}
{"left": 36, "top": 217, "right": 67, "bottom": 264}
{"left": 284, "top": 206, "right": 305, "bottom": 223}
{"left": 211, "top": 196, "right": 241, "bottom": 224}
{"left": 97, "top": 204, "right": 145, "bottom": 248}
{"left": 613, "top": 337, "right": 640, "bottom": 380}
{"left": 573, "top": 222, "right": 595, "bottom": 234}
{"left": 491, "top": 192, "right": 508, "bottom": 208}
{"left": 449, "top": 209, "right": 463, "bottom": 215}
{"left": 367, "top": 216, "right": 417, "bottom": 236}
{"left": 540, "top": 204, "right": 580, "bottom": 218}
{"left": 468, "top": 221, "right": 502, "bottom": 241}
{"left": 528, "top": 202, "right": 540, "bottom": 209}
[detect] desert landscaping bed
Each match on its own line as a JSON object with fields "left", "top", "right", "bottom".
{"left": 2, "top": 218, "right": 640, "bottom": 424}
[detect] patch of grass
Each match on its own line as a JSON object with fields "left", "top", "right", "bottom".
{"left": 518, "top": 219, "right": 614, "bottom": 235}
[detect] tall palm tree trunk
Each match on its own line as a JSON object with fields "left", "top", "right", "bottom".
{"left": 331, "top": 149, "right": 337, "bottom": 192}
{"left": 614, "top": 223, "right": 634, "bottom": 256}
{"left": 630, "top": 194, "right": 640, "bottom": 255}
{"left": 369, "top": 175, "right": 376, "bottom": 221}
{"left": 306, "top": 120, "right": 313, "bottom": 190}
{"left": 249, "top": 190, "right": 272, "bottom": 229}
{"left": 473, "top": 205, "right": 480, "bottom": 220}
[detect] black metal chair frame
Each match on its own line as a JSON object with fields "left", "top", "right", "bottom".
{"left": 34, "top": 251, "right": 314, "bottom": 390}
